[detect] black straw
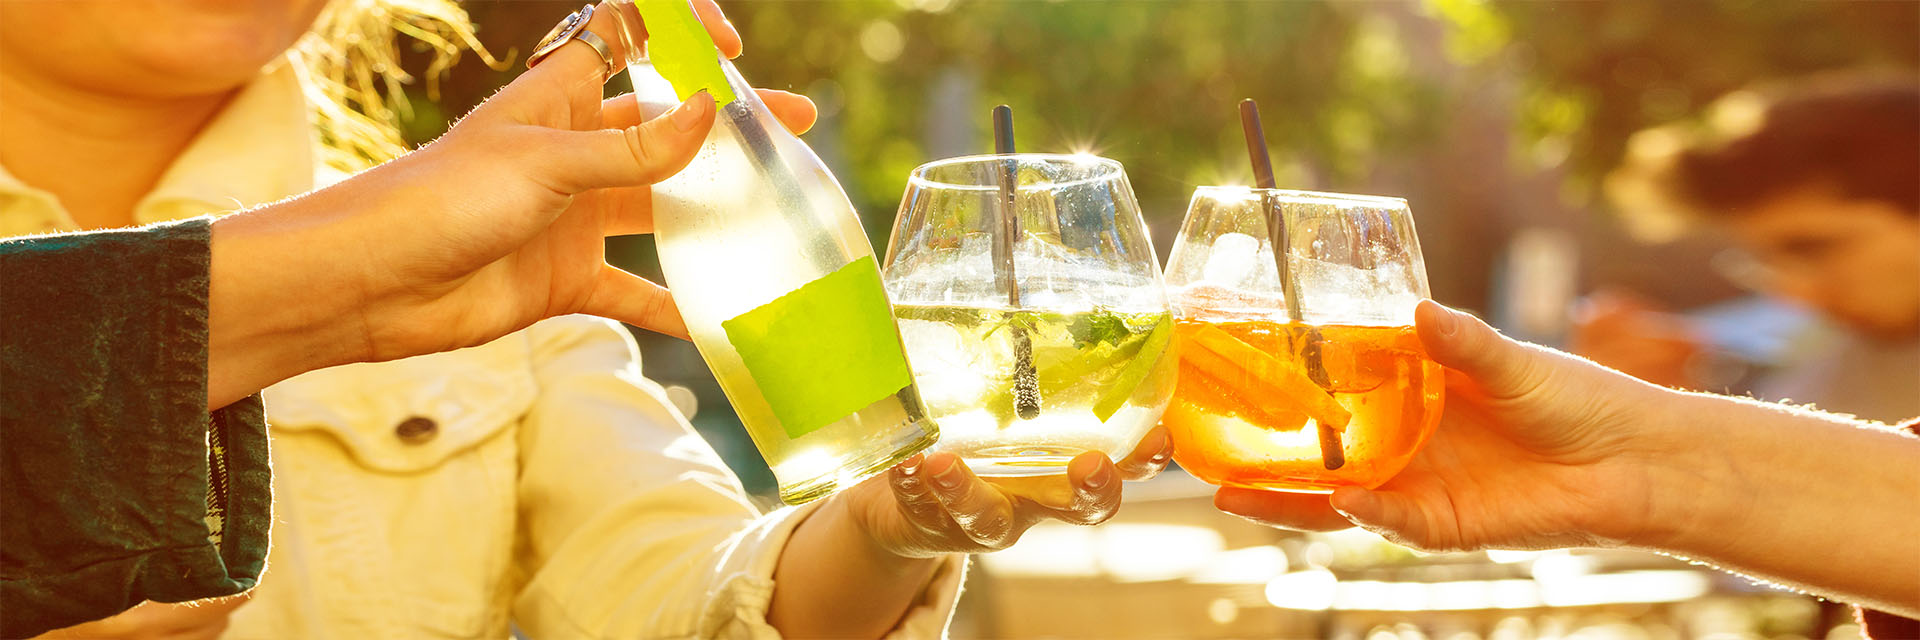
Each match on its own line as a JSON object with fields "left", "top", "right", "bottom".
{"left": 1240, "top": 99, "right": 1278, "bottom": 190}
{"left": 1239, "top": 99, "right": 1343, "bottom": 469}
{"left": 992, "top": 105, "right": 1021, "bottom": 307}
{"left": 992, "top": 105, "right": 1041, "bottom": 421}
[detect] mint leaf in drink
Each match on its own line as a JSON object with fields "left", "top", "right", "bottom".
{"left": 985, "top": 310, "right": 1042, "bottom": 338}
{"left": 900, "top": 305, "right": 985, "bottom": 330}
{"left": 1068, "top": 308, "right": 1132, "bottom": 349}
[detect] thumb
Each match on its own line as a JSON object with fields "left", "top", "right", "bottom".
{"left": 538, "top": 91, "right": 716, "bottom": 194}
{"left": 1330, "top": 486, "right": 1435, "bottom": 549}
{"left": 1414, "top": 299, "right": 1544, "bottom": 397}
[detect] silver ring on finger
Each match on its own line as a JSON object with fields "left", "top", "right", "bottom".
{"left": 527, "top": 4, "right": 619, "bottom": 83}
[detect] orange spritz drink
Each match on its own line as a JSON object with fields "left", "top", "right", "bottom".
{"left": 1162, "top": 186, "right": 1442, "bottom": 493}
{"left": 1164, "top": 314, "right": 1442, "bottom": 492}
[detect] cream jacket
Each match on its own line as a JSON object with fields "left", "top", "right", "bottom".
{"left": 0, "top": 61, "right": 962, "bottom": 639}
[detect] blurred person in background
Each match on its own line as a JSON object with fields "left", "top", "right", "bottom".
{"left": 1, "top": 1, "right": 1171, "bottom": 638}
{"left": 1579, "top": 73, "right": 1920, "bottom": 423}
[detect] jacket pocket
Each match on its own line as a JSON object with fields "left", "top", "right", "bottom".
{"left": 261, "top": 338, "right": 537, "bottom": 473}
{"left": 247, "top": 336, "right": 538, "bottom": 637}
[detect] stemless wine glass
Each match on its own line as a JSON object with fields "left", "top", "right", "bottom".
{"left": 1161, "top": 187, "right": 1443, "bottom": 493}
{"left": 882, "top": 154, "right": 1177, "bottom": 476}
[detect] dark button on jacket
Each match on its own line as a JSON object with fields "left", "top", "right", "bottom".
{"left": 395, "top": 416, "right": 439, "bottom": 444}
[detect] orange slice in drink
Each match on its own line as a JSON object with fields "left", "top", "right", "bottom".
{"left": 1174, "top": 361, "right": 1309, "bottom": 432}
{"left": 1184, "top": 325, "right": 1353, "bottom": 431}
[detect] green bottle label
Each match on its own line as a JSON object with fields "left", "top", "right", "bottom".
{"left": 722, "top": 257, "right": 914, "bottom": 439}
{"left": 636, "top": 0, "right": 738, "bottom": 106}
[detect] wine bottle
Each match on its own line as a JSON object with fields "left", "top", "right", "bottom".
{"left": 608, "top": 0, "right": 935, "bottom": 505}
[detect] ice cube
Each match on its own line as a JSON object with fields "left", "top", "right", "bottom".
{"left": 896, "top": 318, "right": 992, "bottom": 410}
{"left": 1202, "top": 232, "right": 1262, "bottom": 286}
{"left": 1292, "top": 257, "right": 1423, "bottom": 326}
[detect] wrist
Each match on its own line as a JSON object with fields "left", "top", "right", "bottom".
{"left": 206, "top": 201, "right": 374, "bottom": 405}
{"left": 769, "top": 488, "right": 944, "bottom": 638}
{"left": 827, "top": 485, "right": 945, "bottom": 568}
{"left": 1618, "top": 388, "right": 1740, "bottom": 553}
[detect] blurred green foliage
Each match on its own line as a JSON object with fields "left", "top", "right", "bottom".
{"left": 420, "top": 0, "right": 1916, "bottom": 234}
{"left": 727, "top": 0, "right": 1442, "bottom": 225}
{"left": 707, "top": 0, "right": 1917, "bottom": 224}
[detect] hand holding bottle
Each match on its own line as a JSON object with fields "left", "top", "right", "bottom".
{"left": 206, "top": 0, "right": 815, "bottom": 409}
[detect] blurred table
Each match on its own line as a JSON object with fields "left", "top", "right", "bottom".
{"left": 950, "top": 470, "right": 1848, "bottom": 640}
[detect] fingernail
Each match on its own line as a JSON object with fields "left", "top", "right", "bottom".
{"left": 1426, "top": 300, "right": 1460, "bottom": 338}
{"left": 1069, "top": 454, "right": 1107, "bottom": 489}
{"left": 927, "top": 454, "right": 962, "bottom": 491}
{"left": 671, "top": 90, "right": 712, "bottom": 132}
{"left": 897, "top": 453, "right": 924, "bottom": 476}
{"left": 1083, "top": 464, "right": 1113, "bottom": 490}
{"left": 1329, "top": 488, "right": 1375, "bottom": 519}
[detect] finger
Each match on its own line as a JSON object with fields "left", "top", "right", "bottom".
{"left": 886, "top": 453, "right": 961, "bottom": 538}
{"left": 523, "top": 2, "right": 632, "bottom": 93}
{"left": 1414, "top": 299, "right": 1544, "bottom": 398}
{"left": 1329, "top": 487, "right": 1440, "bottom": 550}
{"left": 1213, "top": 487, "right": 1357, "bottom": 532}
{"left": 541, "top": 91, "right": 714, "bottom": 193}
{"left": 589, "top": 185, "right": 656, "bottom": 236}
{"left": 1053, "top": 452, "right": 1122, "bottom": 526}
{"left": 924, "top": 453, "right": 1021, "bottom": 549}
{"left": 1114, "top": 425, "right": 1173, "bottom": 481}
{"left": 604, "top": 89, "right": 817, "bottom": 136}
{"left": 601, "top": 93, "right": 646, "bottom": 129}
{"left": 579, "top": 265, "right": 688, "bottom": 339}
{"left": 692, "top": 0, "right": 743, "bottom": 58}
{"left": 758, "top": 89, "right": 819, "bottom": 135}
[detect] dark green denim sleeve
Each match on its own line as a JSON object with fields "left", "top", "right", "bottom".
{"left": 1, "top": 218, "right": 270, "bottom": 637}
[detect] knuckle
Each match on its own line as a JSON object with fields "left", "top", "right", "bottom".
{"left": 620, "top": 126, "right": 659, "bottom": 182}
{"left": 890, "top": 473, "right": 933, "bottom": 501}
{"left": 1068, "top": 494, "right": 1120, "bottom": 526}
{"left": 1079, "top": 504, "right": 1119, "bottom": 525}
{"left": 1122, "top": 459, "right": 1167, "bottom": 481}
{"left": 957, "top": 512, "right": 1015, "bottom": 545}
{"left": 891, "top": 482, "right": 949, "bottom": 527}
{"left": 634, "top": 286, "right": 672, "bottom": 327}
{"left": 904, "top": 499, "right": 947, "bottom": 528}
{"left": 980, "top": 526, "right": 1026, "bottom": 551}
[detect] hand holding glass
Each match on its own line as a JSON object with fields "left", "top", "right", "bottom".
{"left": 884, "top": 155, "right": 1176, "bottom": 476}
{"left": 1162, "top": 188, "right": 1442, "bottom": 492}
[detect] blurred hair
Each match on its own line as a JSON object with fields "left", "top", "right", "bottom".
{"left": 1606, "top": 71, "right": 1920, "bottom": 240}
{"left": 287, "top": 0, "right": 508, "bottom": 172}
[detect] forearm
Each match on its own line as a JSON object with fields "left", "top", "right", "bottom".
{"left": 1639, "top": 390, "right": 1920, "bottom": 616}
{"left": 206, "top": 200, "right": 371, "bottom": 410}
{"left": 768, "top": 493, "right": 942, "bottom": 638}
